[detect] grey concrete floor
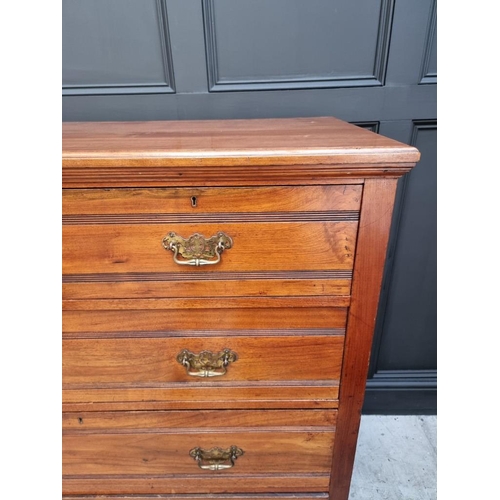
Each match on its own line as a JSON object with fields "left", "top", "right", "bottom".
{"left": 349, "top": 415, "right": 437, "bottom": 500}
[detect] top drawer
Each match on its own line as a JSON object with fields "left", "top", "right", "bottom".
{"left": 63, "top": 185, "right": 361, "bottom": 215}
{"left": 63, "top": 185, "right": 361, "bottom": 276}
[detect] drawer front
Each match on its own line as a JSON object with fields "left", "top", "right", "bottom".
{"left": 63, "top": 477, "right": 331, "bottom": 496}
{"left": 63, "top": 300, "right": 345, "bottom": 409}
{"left": 62, "top": 302, "right": 348, "bottom": 334}
{"left": 63, "top": 430, "right": 334, "bottom": 475}
{"left": 63, "top": 185, "right": 360, "bottom": 299}
{"left": 63, "top": 334, "right": 344, "bottom": 384}
{"left": 63, "top": 410, "right": 335, "bottom": 495}
{"left": 62, "top": 221, "right": 357, "bottom": 274}
{"left": 63, "top": 270, "right": 352, "bottom": 300}
{"left": 62, "top": 185, "right": 362, "bottom": 215}
{"left": 63, "top": 409, "right": 337, "bottom": 430}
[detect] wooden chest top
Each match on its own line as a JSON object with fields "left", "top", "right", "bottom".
{"left": 62, "top": 117, "right": 419, "bottom": 186}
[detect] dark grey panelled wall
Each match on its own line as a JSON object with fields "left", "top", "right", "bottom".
{"left": 62, "top": 0, "right": 437, "bottom": 414}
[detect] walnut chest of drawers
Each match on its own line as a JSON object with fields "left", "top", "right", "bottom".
{"left": 62, "top": 117, "right": 419, "bottom": 500}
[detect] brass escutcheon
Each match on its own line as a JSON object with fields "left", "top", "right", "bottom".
{"left": 162, "top": 231, "right": 233, "bottom": 266}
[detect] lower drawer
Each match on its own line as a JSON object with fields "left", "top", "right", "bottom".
{"left": 63, "top": 477, "right": 331, "bottom": 495}
{"left": 63, "top": 410, "right": 335, "bottom": 495}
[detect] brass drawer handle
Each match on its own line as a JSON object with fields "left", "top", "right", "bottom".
{"left": 177, "top": 348, "right": 238, "bottom": 378}
{"left": 162, "top": 231, "right": 233, "bottom": 267}
{"left": 189, "top": 446, "right": 244, "bottom": 471}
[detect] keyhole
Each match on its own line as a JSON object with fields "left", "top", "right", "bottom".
{"left": 191, "top": 196, "right": 197, "bottom": 208}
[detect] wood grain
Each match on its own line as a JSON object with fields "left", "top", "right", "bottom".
{"left": 62, "top": 306, "right": 347, "bottom": 334}
{"left": 62, "top": 221, "right": 358, "bottom": 274}
{"left": 63, "top": 328, "right": 345, "bottom": 339}
{"left": 62, "top": 474, "right": 330, "bottom": 495}
{"left": 63, "top": 409, "right": 337, "bottom": 431}
{"left": 63, "top": 430, "right": 335, "bottom": 475}
{"left": 62, "top": 117, "right": 420, "bottom": 166}
{"left": 62, "top": 384, "right": 339, "bottom": 411}
{"left": 63, "top": 335, "right": 344, "bottom": 385}
{"left": 62, "top": 496, "right": 329, "bottom": 500}
{"left": 329, "top": 178, "right": 399, "bottom": 500}
{"left": 62, "top": 276, "right": 352, "bottom": 299}
{"left": 62, "top": 185, "right": 362, "bottom": 214}
{"left": 64, "top": 212, "right": 359, "bottom": 224}
{"left": 62, "top": 119, "right": 418, "bottom": 187}
{"left": 63, "top": 168, "right": 375, "bottom": 188}
{"left": 62, "top": 296, "right": 349, "bottom": 310}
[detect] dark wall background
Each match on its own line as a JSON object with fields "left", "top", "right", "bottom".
{"left": 62, "top": 0, "right": 437, "bottom": 414}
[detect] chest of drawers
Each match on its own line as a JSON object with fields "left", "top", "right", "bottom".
{"left": 62, "top": 116, "right": 419, "bottom": 500}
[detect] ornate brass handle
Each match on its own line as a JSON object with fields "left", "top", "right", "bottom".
{"left": 189, "top": 446, "right": 244, "bottom": 471}
{"left": 162, "top": 231, "right": 233, "bottom": 267}
{"left": 177, "top": 348, "right": 238, "bottom": 378}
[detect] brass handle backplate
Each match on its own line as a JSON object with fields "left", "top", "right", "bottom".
{"left": 189, "top": 446, "right": 244, "bottom": 470}
{"left": 177, "top": 348, "right": 238, "bottom": 378}
{"left": 162, "top": 231, "right": 233, "bottom": 266}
